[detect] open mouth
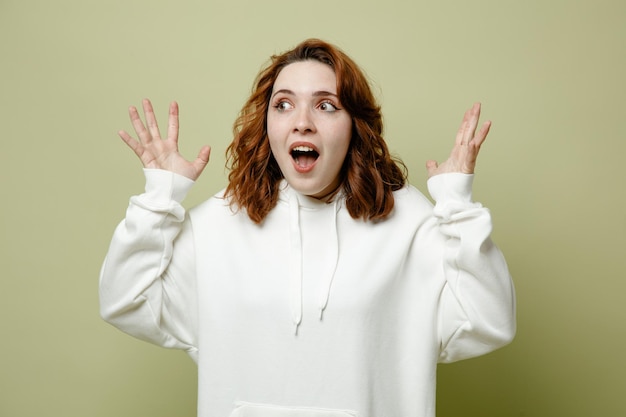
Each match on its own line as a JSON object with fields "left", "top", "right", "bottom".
{"left": 291, "top": 145, "right": 319, "bottom": 168}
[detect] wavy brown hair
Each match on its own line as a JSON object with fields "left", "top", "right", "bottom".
{"left": 225, "top": 39, "right": 407, "bottom": 224}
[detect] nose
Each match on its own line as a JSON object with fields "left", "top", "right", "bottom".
{"left": 293, "top": 107, "right": 316, "bottom": 134}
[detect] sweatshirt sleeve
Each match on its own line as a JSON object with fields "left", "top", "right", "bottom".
{"left": 99, "top": 169, "right": 199, "bottom": 362}
{"left": 427, "top": 173, "right": 516, "bottom": 363}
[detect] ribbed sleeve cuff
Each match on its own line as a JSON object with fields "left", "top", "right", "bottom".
{"left": 427, "top": 173, "right": 483, "bottom": 220}
{"left": 427, "top": 173, "right": 474, "bottom": 204}
{"left": 143, "top": 169, "right": 195, "bottom": 204}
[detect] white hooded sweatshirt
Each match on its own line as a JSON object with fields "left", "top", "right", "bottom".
{"left": 99, "top": 169, "right": 516, "bottom": 417}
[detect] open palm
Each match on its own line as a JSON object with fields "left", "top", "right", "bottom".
{"left": 118, "top": 99, "right": 211, "bottom": 181}
{"left": 426, "top": 103, "right": 491, "bottom": 178}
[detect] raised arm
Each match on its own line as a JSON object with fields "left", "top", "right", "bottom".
{"left": 424, "top": 103, "right": 516, "bottom": 362}
{"left": 99, "top": 100, "right": 209, "bottom": 361}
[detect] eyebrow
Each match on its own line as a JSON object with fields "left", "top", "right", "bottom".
{"left": 271, "top": 89, "right": 338, "bottom": 99}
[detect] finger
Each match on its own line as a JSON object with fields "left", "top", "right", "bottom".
{"left": 118, "top": 129, "right": 144, "bottom": 158}
{"left": 462, "top": 120, "right": 490, "bottom": 174}
{"left": 464, "top": 103, "right": 481, "bottom": 143}
{"left": 142, "top": 98, "right": 162, "bottom": 140}
{"left": 128, "top": 105, "right": 152, "bottom": 144}
{"left": 455, "top": 105, "right": 474, "bottom": 145}
{"left": 471, "top": 120, "right": 491, "bottom": 148}
{"left": 167, "top": 101, "right": 179, "bottom": 143}
{"left": 192, "top": 145, "right": 212, "bottom": 175}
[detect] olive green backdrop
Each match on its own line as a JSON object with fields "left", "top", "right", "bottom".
{"left": 1, "top": 0, "right": 624, "bottom": 416}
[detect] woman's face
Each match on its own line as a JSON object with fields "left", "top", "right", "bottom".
{"left": 267, "top": 60, "right": 352, "bottom": 199}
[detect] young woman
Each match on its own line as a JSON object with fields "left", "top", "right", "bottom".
{"left": 100, "top": 38, "right": 516, "bottom": 417}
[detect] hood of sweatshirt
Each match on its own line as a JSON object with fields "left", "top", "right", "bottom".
{"left": 277, "top": 180, "right": 342, "bottom": 334}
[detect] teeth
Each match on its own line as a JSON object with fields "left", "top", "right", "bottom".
{"left": 292, "top": 146, "right": 314, "bottom": 152}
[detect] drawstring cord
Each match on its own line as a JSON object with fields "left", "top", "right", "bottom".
{"left": 287, "top": 186, "right": 341, "bottom": 334}
{"left": 289, "top": 192, "right": 303, "bottom": 334}
{"left": 318, "top": 199, "right": 339, "bottom": 320}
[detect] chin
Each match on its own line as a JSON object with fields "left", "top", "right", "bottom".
{"left": 289, "top": 179, "right": 338, "bottom": 199}
{"left": 290, "top": 184, "right": 323, "bottom": 197}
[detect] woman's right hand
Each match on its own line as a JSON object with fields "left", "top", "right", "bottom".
{"left": 118, "top": 98, "right": 211, "bottom": 181}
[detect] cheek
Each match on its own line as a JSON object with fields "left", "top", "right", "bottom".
{"left": 266, "top": 116, "right": 286, "bottom": 147}
{"left": 266, "top": 115, "right": 275, "bottom": 141}
{"left": 265, "top": 118, "right": 279, "bottom": 149}
{"left": 336, "top": 121, "right": 352, "bottom": 155}
{"left": 267, "top": 133, "right": 288, "bottom": 169}
{"left": 267, "top": 136, "right": 281, "bottom": 163}
{"left": 328, "top": 131, "right": 351, "bottom": 169}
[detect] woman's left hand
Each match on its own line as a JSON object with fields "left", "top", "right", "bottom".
{"left": 426, "top": 103, "right": 491, "bottom": 178}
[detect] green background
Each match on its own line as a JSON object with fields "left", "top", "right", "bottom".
{"left": 1, "top": 0, "right": 624, "bottom": 416}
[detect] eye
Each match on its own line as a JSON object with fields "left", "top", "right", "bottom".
{"left": 274, "top": 100, "right": 293, "bottom": 112}
{"left": 319, "top": 101, "right": 339, "bottom": 112}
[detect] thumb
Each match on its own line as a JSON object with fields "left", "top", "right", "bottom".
{"left": 192, "top": 145, "right": 211, "bottom": 175}
{"left": 425, "top": 160, "right": 438, "bottom": 178}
